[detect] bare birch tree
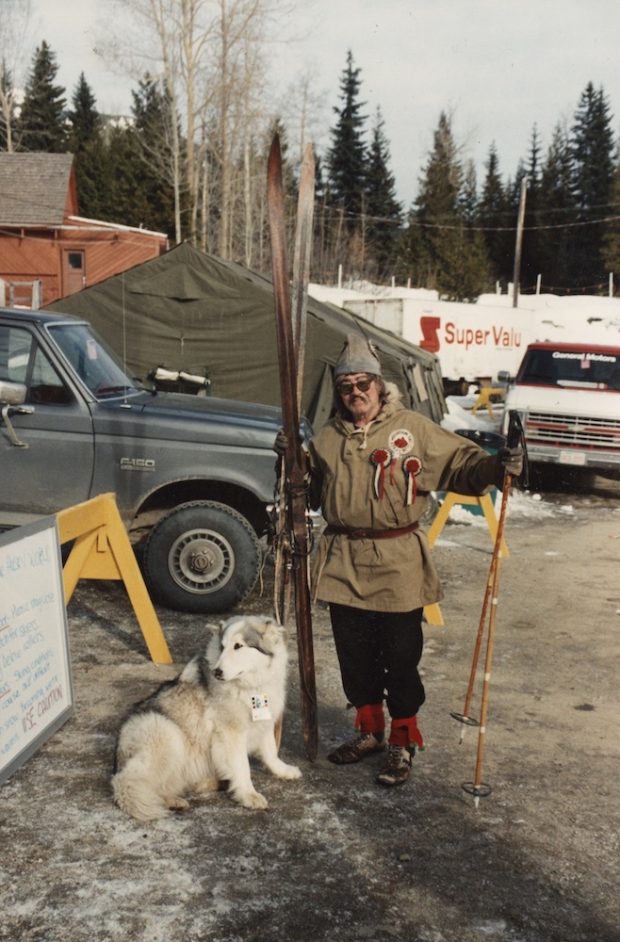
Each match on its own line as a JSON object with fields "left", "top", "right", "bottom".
{"left": 97, "top": 0, "right": 281, "bottom": 255}
{"left": 278, "top": 68, "right": 327, "bottom": 169}
{"left": 95, "top": 0, "right": 187, "bottom": 241}
{"left": 0, "top": 0, "right": 32, "bottom": 152}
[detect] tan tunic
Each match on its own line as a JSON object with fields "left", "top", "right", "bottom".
{"left": 309, "top": 399, "right": 502, "bottom": 612}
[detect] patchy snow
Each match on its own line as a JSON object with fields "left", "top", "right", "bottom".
{"left": 499, "top": 488, "right": 561, "bottom": 519}
{"left": 441, "top": 395, "right": 504, "bottom": 434}
{"left": 436, "top": 488, "right": 559, "bottom": 533}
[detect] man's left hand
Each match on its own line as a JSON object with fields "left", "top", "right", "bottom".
{"left": 499, "top": 446, "right": 524, "bottom": 477}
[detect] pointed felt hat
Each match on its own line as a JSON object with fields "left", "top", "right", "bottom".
{"left": 334, "top": 332, "right": 382, "bottom": 378}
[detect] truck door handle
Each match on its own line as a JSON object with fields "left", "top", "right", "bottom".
{"left": 2, "top": 403, "right": 34, "bottom": 448}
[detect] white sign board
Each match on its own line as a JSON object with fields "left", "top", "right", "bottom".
{"left": 0, "top": 517, "right": 73, "bottom": 784}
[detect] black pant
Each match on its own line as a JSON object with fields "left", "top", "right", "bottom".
{"left": 329, "top": 604, "right": 426, "bottom": 718}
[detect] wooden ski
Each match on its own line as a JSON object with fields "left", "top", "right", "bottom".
{"left": 267, "top": 133, "right": 318, "bottom": 761}
{"left": 275, "top": 143, "right": 316, "bottom": 631}
{"left": 292, "top": 142, "right": 316, "bottom": 405}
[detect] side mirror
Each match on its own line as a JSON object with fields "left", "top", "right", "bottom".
{"left": 0, "top": 380, "right": 27, "bottom": 405}
{"left": 497, "top": 370, "right": 514, "bottom": 386}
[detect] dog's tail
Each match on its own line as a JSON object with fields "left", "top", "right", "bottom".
{"left": 112, "top": 764, "right": 171, "bottom": 823}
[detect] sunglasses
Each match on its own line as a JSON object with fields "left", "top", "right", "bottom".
{"left": 336, "top": 377, "right": 374, "bottom": 395}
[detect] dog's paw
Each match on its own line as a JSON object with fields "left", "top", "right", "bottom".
{"left": 237, "top": 790, "right": 268, "bottom": 810}
{"left": 272, "top": 761, "right": 302, "bottom": 780}
{"left": 166, "top": 796, "right": 190, "bottom": 813}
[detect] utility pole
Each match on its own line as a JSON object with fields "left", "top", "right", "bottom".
{"left": 512, "top": 177, "right": 528, "bottom": 309}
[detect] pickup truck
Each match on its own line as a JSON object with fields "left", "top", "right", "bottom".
{"left": 0, "top": 307, "right": 283, "bottom": 613}
{"left": 501, "top": 342, "right": 620, "bottom": 476}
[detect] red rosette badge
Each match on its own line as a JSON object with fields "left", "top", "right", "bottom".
{"left": 403, "top": 455, "right": 422, "bottom": 505}
{"left": 369, "top": 448, "right": 393, "bottom": 499}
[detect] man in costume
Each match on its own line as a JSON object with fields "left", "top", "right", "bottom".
{"left": 306, "top": 332, "right": 522, "bottom": 787}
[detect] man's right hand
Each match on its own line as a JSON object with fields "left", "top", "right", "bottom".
{"left": 273, "top": 429, "right": 288, "bottom": 457}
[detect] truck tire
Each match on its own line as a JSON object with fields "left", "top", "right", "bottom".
{"left": 143, "top": 501, "right": 261, "bottom": 613}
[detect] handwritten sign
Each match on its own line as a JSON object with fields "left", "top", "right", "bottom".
{"left": 0, "top": 517, "right": 73, "bottom": 784}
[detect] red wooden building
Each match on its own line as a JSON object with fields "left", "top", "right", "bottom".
{"left": 0, "top": 152, "right": 168, "bottom": 308}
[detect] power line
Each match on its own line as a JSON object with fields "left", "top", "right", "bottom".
{"left": 310, "top": 196, "right": 620, "bottom": 232}
{"left": 409, "top": 214, "right": 620, "bottom": 232}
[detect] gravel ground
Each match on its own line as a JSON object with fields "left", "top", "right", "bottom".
{"left": 1, "top": 477, "right": 619, "bottom": 942}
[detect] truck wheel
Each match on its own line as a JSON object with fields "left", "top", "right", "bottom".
{"left": 143, "top": 501, "right": 261, "bottom": 613}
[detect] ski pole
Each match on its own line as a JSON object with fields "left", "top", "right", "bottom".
{"left": 451, "top": 480, "right": 510, "bottom": 741}
{"left": 450, "top": 558, "right": 496, "bottom": 742}
{"left": 461, "top": 467, "right": 512, "bottom": 807}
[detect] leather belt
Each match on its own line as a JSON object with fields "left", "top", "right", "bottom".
{"left": 326, "top": 521, "right": 420, "bottom": 540}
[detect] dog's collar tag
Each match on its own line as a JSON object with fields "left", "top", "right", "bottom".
{"left": 250, "top": 693, "right": 272, "bottom": 722}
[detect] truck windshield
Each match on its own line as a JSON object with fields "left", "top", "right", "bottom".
{"left": 519, "top": 348, "right": 620, "bottom": 391}
{"left": 48, "top": 323, "right": 142, "bottom": 400}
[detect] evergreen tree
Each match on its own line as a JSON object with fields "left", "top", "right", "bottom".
{"left": 526, "top": 123, "right": 542, "bottom": 188}
{"left": 520, "top": 125, "right": 543, "bottom": 292}
{"left": 502, "top": 161, "right": 534, "bottom": 294}
{"left": 459, "top": 160, "right": 478, "bottom": 225}
{"left": 412, "top": 111, "right": 488, "bottom": 299}
{"left": 81, "top": 77, "right": 175, "bottom": 236}
{"left": 68, "top": 73, "right": 107, "bottom": 218}
{"left": 394, "top": 207, "right": 425, "bottom": 286}
{"left": 68, "top": 73, "right": 100, "bottom": 148}
{"left": 458, "top": 160, "right": 492, "bottom": 298}
{"left": 128, "top": 76, "right": 177, "bottom": 235}
{"left": 504, "top": 143, "right": 541, "bottom": 294}
{"left": 326, "top": 50, "right": 367, "bottom": 229}
{"left": 18, "top": 41, "right": 67, "bottom": 152}
{"left": 415, "top": 111, "right": 462, "bottom": 289}
{"left": 364, "top": 107, "right": 402, "bottom": 278}
{"left": 478, "top": 144, "right": 512, "bottom": 286}
{"left": 103, "top": 122, "right": 151, "bottom": 228}
{"left": 569, "top": 82, "right": 615, "bottom": 290}
{"left": 601, "top": 164, "right": 620, "bottom": 286}
{"left": 537, "top": 123, "right": 577, "bottom": 292}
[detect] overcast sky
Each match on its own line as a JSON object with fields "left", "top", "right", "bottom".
{"left": 26, "top": 0, "right": 620, "bottom": 207}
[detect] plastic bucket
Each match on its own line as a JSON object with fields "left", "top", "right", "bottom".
{"left": 455, "top": 428, "right": 506, "bottom": 454}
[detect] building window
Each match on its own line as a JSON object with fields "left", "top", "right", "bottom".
{"left": 68, "top": 252, "right": 84, "bottom": 269}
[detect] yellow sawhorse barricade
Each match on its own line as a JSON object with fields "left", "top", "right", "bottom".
{"left": 471, "top": 385, "right": 506, "bottom": 418}
{"left": 57, "top": 493, "right": 172, "bottom": 665}
{"left": 423, "top": 491, "right": 509, "bottom": 627}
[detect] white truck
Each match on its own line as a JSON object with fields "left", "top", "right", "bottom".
{"left": 501, "top": 342, "right": 620, "bottom": 475}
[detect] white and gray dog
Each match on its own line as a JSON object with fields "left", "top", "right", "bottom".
{"left": 111, "top": 615, "right": 301, "bottom": 822}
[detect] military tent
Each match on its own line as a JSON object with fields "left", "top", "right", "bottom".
{"left": 47, "top": 242, "right": 446, "bottom": 429}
